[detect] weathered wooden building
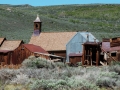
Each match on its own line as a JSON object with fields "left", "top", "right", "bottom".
{"left": 82, "top": 42, "right": 101, "bottom": 66}
{"left": 102, "top": 38, "right": 120, "bottom": 62}
{"left": 21, "top": 44, "right": 49, "bottom": 60}
{"left": 29, "top": 15, "right": 77, "bottom": 58}
{"left": 0, "top": 40, "right": 24, "bottom": 65}
{"left": 66, "top": 32, "right": 99, "bottom": 64}
{"left": 0, "top": 39, "right": 49, "bottom": 65}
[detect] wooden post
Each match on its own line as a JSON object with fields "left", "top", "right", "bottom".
{"left": 90, "top": 49, "right": 92, "bottom": 66}
{"left": 96, "top": 50, "right": 99, "bottom": 66}
{"left": 82, "top": 44, "right": 85, "bottom": 65}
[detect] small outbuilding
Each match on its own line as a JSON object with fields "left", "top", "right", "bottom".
{"left": 21, "top": 44, "right": 49, "bottom": 60}
{"left": 0, "top": 40, "right": 24, "bottom": 65}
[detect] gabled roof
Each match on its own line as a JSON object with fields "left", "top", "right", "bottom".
{"left": 80, "top": 32, "right": 99, "bottom": 42}
{"left": 0, "top": 40, "right": 23, "bottom": 51}
{"left": 0, "top": 38, "right": 6, "bottom": 46}
{"left": 23, "top": 44, "right": 48, "bottom": 54}
{"left": 29, "top": 32, "right": 77, "bottom": 51}
{"left": 66, "top": 32, "right": 98, "bottom": 46}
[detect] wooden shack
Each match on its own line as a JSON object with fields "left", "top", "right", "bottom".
{"left": 0, "top": 40, "right": 24, "bottom": 65}
{"left": 82, "top": 42, "right": 101, "bottom": 66}
{"left": 69, "top": 53, "right": 82, "bottom": 64}
{"left": 102, "top": 41, "right": 120, "bottom": 63}
{"left": 21, "top": 44, "right": 49, "bottom": 60}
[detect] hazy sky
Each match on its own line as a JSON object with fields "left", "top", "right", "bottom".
{"left": 1, "top": 0, "right": 120, "bottom": 6}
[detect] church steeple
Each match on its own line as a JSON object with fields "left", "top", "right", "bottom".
{"left": 33, "top": 15, "right": 42, "bottom": 36}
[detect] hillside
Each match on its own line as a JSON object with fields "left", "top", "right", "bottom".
{"left": 0, "top": 4, "right": 120, "bottom": 42}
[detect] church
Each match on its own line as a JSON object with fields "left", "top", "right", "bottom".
{"left": 29, "top": 15, "right": 98, "bottom": 63}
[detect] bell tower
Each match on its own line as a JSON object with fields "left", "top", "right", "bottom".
{"left": 33, "top": 15, "right": 42, "bottom": 36}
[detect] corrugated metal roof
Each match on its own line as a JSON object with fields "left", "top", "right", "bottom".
{"left": 0, "top": 40, "right": 22, "bottom": 51}
{"left": 23, "top": 44, "right": 48, "bottom": 54}
{"left": 29, "top": 32, "right": 77, "bottom": 51}
{"left": 69, "top": 53, "right": 82, "bottom": 56}
{"left": 102, "top": 42, "right": 110, "bottom": 52}
{"left": 102, "top": 42, "right": 120, "bottom": 52}
{"left": 80, "top": 32, "right": 99, "bottom": 42}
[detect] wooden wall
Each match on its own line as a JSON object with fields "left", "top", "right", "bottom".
{"left": 69, "top": 56, "right": 82, "bottom": 64}
{"left": 48, "top": 50, "right": 66, "bottom": 57}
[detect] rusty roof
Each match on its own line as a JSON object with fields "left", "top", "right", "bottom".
{"left": 0, "top": 40, "right": 22, "bottom": 51}
{"left": 29, "top": 32, "right": 77, "bottom": 51}
{"left": 69, "top": 53, "right": 82, "bottom": 57}
{"left": 23, "top": 44, "right": 48, "bottom": 54}
{"left": 102, "top": 42, "right": 120, "bottom": 52}
{"left": 0, "top": 38, "right": 6, "bottom": 45}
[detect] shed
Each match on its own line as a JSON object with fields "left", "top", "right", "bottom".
{"left": 66, "top": 32, "right": 99, "bottom": 63}
{"left": 82, "top": 42, "right": 101, "bottom": 66}
{"left": 0, "top": 40, "right": 24, "bottom": 65}
{"left": 21, "top": 44, "right": 49, "bottom": 60}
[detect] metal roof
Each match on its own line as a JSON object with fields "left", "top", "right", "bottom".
{"left": 23, "top": 44, "right": 48, "bottom": 54}
{"left": 102, "top": 42, "right": 120, "bottom": 52}
{"left": 80, "top": 32, "right": 99, "bottom": 42}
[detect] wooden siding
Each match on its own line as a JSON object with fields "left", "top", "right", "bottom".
{"left": 48, "top": 50, "right": 66, "bottom": 57}
{"left": 69, "top": 56, "right": 82, "bottom": 64}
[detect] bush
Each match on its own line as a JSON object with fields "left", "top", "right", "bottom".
{"left": 10, "top": 73, "right": 29, "bottom": 85}
{"left": 22, "top": 56, "right": 56, "bottom": 69}
{"left": 96, "top": 77, "right": 116, "bottom": 88}
{"left": 109, "top": 64, "right": 120, "bottom": 75}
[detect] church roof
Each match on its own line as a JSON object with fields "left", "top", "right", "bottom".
{"left": 29, "top": 32, "right": 77, "bottom": 51}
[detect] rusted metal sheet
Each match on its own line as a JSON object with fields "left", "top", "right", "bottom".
{"left": 23, "top": 44, "right": 48, "bottom": 54}
{"left": 102, "top": 42, "right": 120, "bottom": 52}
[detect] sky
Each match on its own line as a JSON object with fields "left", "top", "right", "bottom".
{"left": 0, "top": 0, "right": 120, "bottom": 6}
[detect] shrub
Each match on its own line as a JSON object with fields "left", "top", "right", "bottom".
{"left": 109, "top": 64, "right": 120, "bottom": 75}
{"left": 10, "top": 73, "right": 29, "bottom": 85}
{"left": 22, "top": 56, "right": 56, "bottom": 69}
{"left": 96, "top": 77, "right": 116, "bottom": 88}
